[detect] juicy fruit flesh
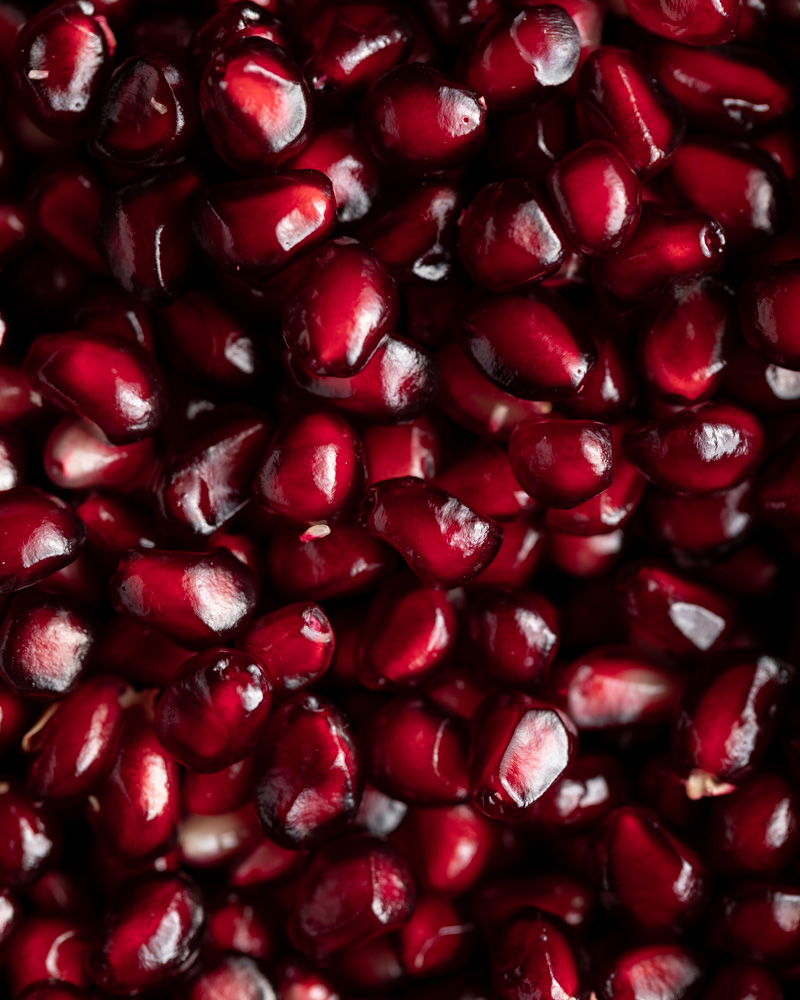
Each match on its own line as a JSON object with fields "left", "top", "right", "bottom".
{"left": 1, "top": 0, "right": 799, "bottom": 997}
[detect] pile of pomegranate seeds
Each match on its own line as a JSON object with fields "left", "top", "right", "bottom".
{"left": 2, "top": 0, "right": 800, "bottom": 996}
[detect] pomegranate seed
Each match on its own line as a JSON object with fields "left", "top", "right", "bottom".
{"left": 254, "top": 410, "right": 366, "bottom": 526}
{"left": 96, "top": 162, "right": 204, "bottom": 304}
{"left": 200, "top": 37, "right": 311, "bottom": 173}
{"left": 398, "top": 803, "right": 496, "bottom": 893}
{"left": 13, "top": 0, "right": 114, "bottom": 140}
{"left": 186, "top": 954, "right": 277, "bottom": 1000}
{"left": 156, "top": 647, "right": 272, "bottom": 772}
{"left": 43, "top": 417, "right": 155, "bottom": 492}
{"left": 289, "top": 834, "right": 415, "bottom": 959}
{"left": 364, "top": 695, "right": 470, "bottom": 804}
{"left": 88, "top": 872, "right": 205, "bottom": 993}
{"left": 275, "top": 958, "right": 340, "bottom": 1000}
{"left": 458, "top": 179, "right": 567, "bottom": 289}
{"left": 491, "top": 911, "right": 580, "bottom": 1000}
{"left": 304, "top": 2, "right": 414, "bottom": 96}
{"left": 673, "top": 653, "right": 795, "bottom": 798}
{"left": 0, "top": 780, "right": 57, "bottom": 888}
{"left": 400, "top": 895, "right": 474, "bottom": 977}
{"left": 623, "top": 401, "right": 764, "bottom": 496}
{"left": 591, "top": 804, "right": 709, "bottom": 931}
{"left": 182, "top": 756, "right": 254, "bottom": 816}
{"left": 740, "top": 259, "right": 800, "bottom": 370}
{"left": 641, "top": 480, "right": 753, "bottom": 557}
{"left": 598, "top": 946, "right": 703, "bottom": 1000}
{"left": 192, "top": 170, "right": 335, "bottom": 281}
{"left": 594, "top": 204, "right": 726, "bottom": 308}
{"left": 0, "top": 887, "right": 17, "bottom": 946}
{"left": 0, "top": 591, "right": 95, "bottom": 697}
{"left": 489, "top": 97, "right": 576, "bottom": 184}
{"left": 364, "top": 65, "right": 486, "bottom": 176}
{"left": 75, "top": 492, "right": 162, "bottom": 570}
{"left": 206, "top": 891, "right": 273, "bottom": 958}
{"left": 703, "top": 962, "right": 785, "bottom": 1000}
{"left": 469, "top": 692, "right": 578, "bottom": 818}
{"left": 626, "top": 0, "right": 737, "bottom": 43}
{"left": 88, "top": 713, "right": 180, "bottom": 859}
{"left": 362, "top": 416, "right": 440, "bottom": 484}
{"left": 357, "top": 574, "right": 460, "bottom": 689}
{"left": 709, "top": 882, "right": 800, "bottom": 964}
{"left": 437, "top": 444, "right": 536, "bottom": 522}
{"left": 110, "top": 547, "right": 258, "bottom": 648}
{"left": 359, "top": 476, "right": 502, "bottom": 588}
{"left": 25, "top": 675, "right": 129, "bottom": 799}
{"left": 509, "top": 416, "right": 612, "bottom": 508}
{"left": 29, "top": 161, "right": 106, "bottom": 273}
{"left": 5, "top": 915, "right": 91, "bottom": 995}
{"left": 191, "top": 1, "right": 290, "bottom": 78}
{"left": 254, "top": 692, "right": 361, "bottom": 847}
{"left": 461, "top": 287, "right": 596, "bottom": 400}
{"left": 578, "top": 46, "right": 685, "bottom": 178}
{"left": 94, "top": 54, "right": 198, "bottom": 167}
{"left": 0, "top": 486, "right": 85, "bottom": 594}
{"left": 468, "top": 588, "right": 558, "bottom": 692}
{"left": 461, "top": 7, "right": 581, "bottom": 112}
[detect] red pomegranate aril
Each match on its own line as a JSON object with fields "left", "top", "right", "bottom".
{"left": 437, "top": 444, "right": 536, "bottom": 522}
{"left": 110, "top": 547, "right": 258, "bottom": 648}
{"left": 89, "top": 872, "right": 205, "bottom": 994}
{"left": 13, "top": 0, "right": 114, "bottom": 140}
{"left": 358, "top": 178, "right": 462, "bottom": 284}
{"left": 670, "top": 140, "right": 787, "bottom": 250}
{"left": 286, "top": 120, "right": 381, "bottom": 224}
{"left": 461, "top": 288, "right": 596, "bottom": 400}
{"left": 470, "top": 692, "right": 578, "bottom": 818}
{"left": 436, "top": 344, "right": 551, "bottom": 440}
{"left": 97, "top": 162, "right": 204, "bottom": 304}
{"left": 418, "top": 0, "right": 500, "bottom": 45}
{"left": 290, "top": 834, "right": 415, "bottom": 959}
{"left": 578, "top": 46, "right": 685, "bottom": 179}
{"left": 740, "top": 259, "right": 800, "bottom": 370}
{"left": 0, "top": 887, "right": 17, "bottom": 946}
{"left": 254, "top": 410, "right": 366, "bottom": 526}
{"left": 488, "top": 97, "right": 575, "bottom": 184}
{"left": 191, "top": 0, "right": 289, "bottom": 74}
{"left": 516, "top": 751, "right": 627, "bottom": 834}
{"left": 328, "top": 926, "right": 404, "bottom": 992}
{"left": 44, "top": 417, "right": 154, "bottom": 492}
{"left": 591, "top": 804, "right": 709, "bottom": 931}
{"left": 155, "top": 411, "right": 272, "bottom": 537}
{"left": 476, "top": 869, "right": 595, "bottom": 930}
{"left": 709, "top": 882, "right": 800, "bottom": 964}
{"left": 468, "top": 588, "right": 558, "bottom": 692}
{"left": 0, "top": 361, "right": 44, "bottom": 426}
{"left": 89, "top": 713, "right": 180, "bottom": 861}
{"left": 156, "top": 647, "right": 272, "bottom": 773}
{"left": 624, "top": 401, "right": 764, "bottom": 496}
{"left": 0, "top": 486, "right": 85, "bottom": 594}
{"left": 5, "top": 916, "right": 91, "bottom": 996}
{"left": 462, "top": 6, "right": 581, "bottom": 112}
{"left": 0, "top": 782, "right": 58, "bottom": 887}
{"left": 0, "top": 426, "right": 24, "bottom": 492}
{"left": 641, "top": 479, "right": 753, "bottom": 556}
{"left": 283, "top": 237, "right": 397, "bottom": 378}
{"left": 492, "top": 911, "right": 581, "bottom": 1000}
{"left": 26, "top": 331, "right": 165, "bottom": 445}
{"left": 254, "top": 692, "right": 361, "bottom": 847}
{"left": 275, "top": 958, "right": 339, "bottom": 1000}
{"left": 549, "top": 527, "right": 625, "bottom": 577}
{"left": 177, "top": 802, "right": 261, "bottom": 869}
{"left": 673, "top": 653, "right": 794, "bottom": 798}
{"left": 547, "top": 140, "right": 641, "bottom": 257}
{"left": 0, "top": 201, "right": 29, "bottom": 267}
{"left": 510, "top": 416, "right": 612, "bottom": 509}
{"left": 192, "top": 170, "right": 335, "bottom": 281}
{"left": 594, "top": 205, "right": 726, "bottom": 309}
{"left": 182, "top": 756, "right": 254, "bottom": 817}
{"left": 94, "top": 54, "right": 197, "bottom": 167}
{"left": 649, "top": 41, "right": 792, "bottom": 135}
{"left": 400, "top": 803, "right": 496, "bottom": 893}
{"left": 554, "top": 645, "right": 681, "bottom": 731}
{"left": 0, "top": 591, "right": 95, "bottom": 697}
{"left": 458, "top": 179, "right": 567, "bottom": 290}
{"left": 364, "top": 696, "right": 470, "bottom": 805}
{"left": 267, "top": 521, "right": 396, "bottom": 600}
{"left": 363, "top": 417, "right": 439, "bottom": 484}
{"left": 359, "top": 476, "right": 502, "bottom": 588}
{"left": 206, "top": 891, "right": 272, "bottom": 958}
{"left": 626, "top": 0, "right": 738, "bottom": 43}
{"left": 357, "top": 574, "right": 459, "bottom": 689}
{"left": 186, "top": 954, "right": 277, "bottom": 1000}
{"left": 400, "top": 895, "right": 474, "bottom": 977}
{"left": 158, "top": 290, "right": 262, "bottom": 388}
{"left": 25, "top": 674, "right": 128, "bottom": 800}
{"left": 75, "top": 492, "right": 161, "bottom": 570}
{"left": 618, "top": 560, "right": 736, "bottom": 659}
{"left": 29, "top": 161, "right": 106, "bottom": 273}
{"left": 707, "top": 772, "right": 799, "bottom": 875}
{"left": 598, "top": 946, "right": 703, "bottom": 1000}
{"left": 287, "top": 334, "right": 438, "bottom": 423}
{"left": 0, "top": 678, "right": 27, "bottom": 758}
{"left": 703, "top": 963, "right": 785, "bottom": 1000}
{"left": 639, "top": 278, "right": 732, "bottom": 405}
{"left": 364, "top": 65, "right": 486, "bottom": 177}
{"left": 200, "top": 37, "right": 311, "bottom": 174}
{"left": 73, "top": 285, "right": 155, "bottom": 351}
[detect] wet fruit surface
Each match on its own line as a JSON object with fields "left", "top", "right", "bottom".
{"left": 1, "top": 0, "right": 799, "bottom": 996}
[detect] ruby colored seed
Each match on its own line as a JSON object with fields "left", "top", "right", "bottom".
{"left": 1, "top": 0, "right": 800, "bottom": 995}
